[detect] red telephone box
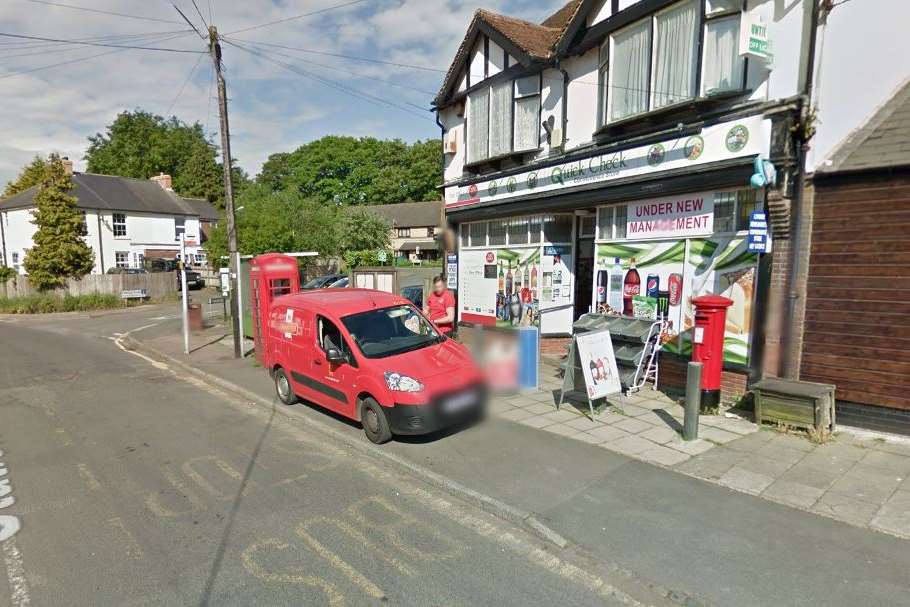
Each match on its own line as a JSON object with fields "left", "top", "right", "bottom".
{"left": 249, "top": 253, "right": 300, "bottom": 364}
{"left": 691, "top": 294, "right": 733, "bottom": 409}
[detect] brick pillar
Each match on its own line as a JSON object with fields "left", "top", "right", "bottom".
{"left": 762, "top": 188, "right": 791, "bottom": 378}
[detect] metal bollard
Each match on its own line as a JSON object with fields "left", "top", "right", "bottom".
{"left": 684, "top": 362, "right": 702, "bottom": 441}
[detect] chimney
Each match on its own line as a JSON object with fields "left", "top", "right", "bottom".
{"left": 62, "top": 156, "right": 74, "bottom": 176}
{"left": 150, "top": 172, "right": 173, "bottom": 191}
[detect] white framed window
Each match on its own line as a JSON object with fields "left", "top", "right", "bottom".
{"left": 468, "top": 222, "right": 487, "bottom": 247}
{"left": 608, "top": 19, "right": 651, "bottom": 121}
{"left": 112, "top": 213, "right": 127, "bottom": 237}
{"left": 513, "top": 76, "right": 541, "bottom": 152}
{"left": 132, "top": 252, "right": 144, "bottom": 268}
{"left": 489, "top": 79, "right": 512, "bottom": 158}
{"left": 579, "top": 215, "right": 596, "bottom": 238}
{"left": 702, "top": 14, "right": 744, "bottom": 95}
{"left": 596, "top": 42, "right": 610, "bottom": 128}
{"left": 397, "top": 227, "right": 411, "bottom": 238}
{"left": 174, "top": 217, "right": 186, "bottom": 241}
{"left": 652, "top": 0, "right": 699, "bottom": 109}
{"left": 508, "top": 217, "right": 529, "bottom": 245}
{"left": 488, "top": 219, "right": 507, "bottom": 246}
{"left": 11, "top": 252, "right": 19, "bottom": 264}
{"left": 467, "top": 87, "right": 490, "bottom": 164}
{"left": 596, "top": 205, "right": 628, "bottom": 241}
{"left": 115, "top": 251, "right": 130, "bottom": 268}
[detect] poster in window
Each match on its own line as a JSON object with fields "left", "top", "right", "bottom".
{"left": 459, "top": 247, "right": 541, "bottom": 329}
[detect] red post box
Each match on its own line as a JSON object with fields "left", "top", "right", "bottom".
{"left": 690, "top": 294, "right": 733, "bottom": 409}
{"left": 249, "top": 253, "right": 300, "bottom": 365}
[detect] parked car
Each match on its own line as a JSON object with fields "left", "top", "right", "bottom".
{"left": 264, "top": 289, "right": 486, "bottom": 443}
{"left": 177, "top": 268, "right": 204, "bottom": 290}
{"left": 328, "top": 276, "right": 349, "bottom": 288}
{"left": 400, "top": 285, "right": 423, "bottom": 309}
{"left": 145, "top": 257, "right": 204, "bottom": 289}
{"left": 302, "top": 273, "right": 345, "bottom": 290}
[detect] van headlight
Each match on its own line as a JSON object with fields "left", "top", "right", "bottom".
{"left": 384, "top": 372, "right": 424, "bottom": 393}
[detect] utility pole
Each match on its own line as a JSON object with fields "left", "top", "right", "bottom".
{"left": 209, "top": 25, "right": 242, "bottom": 358}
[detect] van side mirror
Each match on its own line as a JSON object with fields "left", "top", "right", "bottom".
{"left": 326, "top": 347, "right": 346, "bottom": 364}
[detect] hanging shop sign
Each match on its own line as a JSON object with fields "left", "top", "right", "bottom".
{"left": 445, "top": 115, "right": 770, "bottom": 210}
{"left": 739, "top": 12, "right": 772, "bottom": 61}
{"left": 627, "top": 193, "right": 715, "bottom": 239}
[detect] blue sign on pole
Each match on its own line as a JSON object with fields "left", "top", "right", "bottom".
{"left": 747, "top": 210, "right": 771, "bottom": 253}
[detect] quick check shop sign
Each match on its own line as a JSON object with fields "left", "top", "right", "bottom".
{"left": 445, "top": 115, "right": 769, "bottom": 210}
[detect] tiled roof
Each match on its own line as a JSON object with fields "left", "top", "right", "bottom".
{"left": 820, "top": 77, "right": 910, "bottom": 174}
{"left": 0, "top": 172, "right": 219, "bottom": 219}
{"left": 362, "top": 200, "right": 442, "bottom": 227}
{"left": 541, "top": 0, "right": 585, "bottom": 33}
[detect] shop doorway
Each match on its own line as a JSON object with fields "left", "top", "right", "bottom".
{"left": 574, "top": 213, "right": 596, "bottom": 321}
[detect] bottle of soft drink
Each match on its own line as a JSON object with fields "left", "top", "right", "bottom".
{"left": 596, "top": 270, "right": 608, "bottom": 306}
{"left": 498, "top": 262, "right": 504, "bottom": 294}
{"left": 530, "top": 264, "right": 538, "bottom": 289}
{"left": 609, "top": 257, "right": 623, "bottom": 313}
{"left": 668, "top": 273, "right": 683, "bottom": 307}
{"left": 505, "top": 262, "right": 513, "bottom": 297}
{"left": 623, "top": 257, "right": 641, "bottom": 316}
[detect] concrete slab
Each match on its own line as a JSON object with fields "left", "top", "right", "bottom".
{"left": 639, "top": 445, "right": 690, "bottom": 466}
{"left": 699, "top": 426, "right": 742, "bottom": 445}
{"left": 717, "top": 466, "right": 775, "bottom": 495}
{"left": 813, "top": 491, "right": 880, "bottom": 526}
{"left": 498, "top": 408, "right": 537, "bottom": 422}
{"left": 521, "top": 402, "right": 558, "bottom": 415}
{"left": 565, "top": 415, "right": 605, "bottom": 431}
{"left": 638, "top": 426, "right": 679, "bottom": 445}
{"left": 613, "top": 417, "right": 655, "bottom": 434}
{"left": 859, "top": 450, "right": 910, "bottom": 476}
{"left": 667, "top": 437, "right": 715, "bottom": 456}
{"left": 605, "top": 434, "right": 654, "bottom": 456}
{"left": 767, "top": 432, "right": 818, "bottom": 452}
{"left": 776, "top": 462, "right": 844, "bottom": 492}
{"left": 761, "top": 480, "right": 825, "bottom": 509}
{"left": 585, "top": 425, "right": 629, "bottom": 442}
{"left": 543, "top": 422, "right": 585, "bottom": 438}
{"left": 826, "top": 465, "right": 903, "bottom": 505}
{"left": 723, "top": 430, "right": 776, "bottom": 453}
{"left": 540, "top": 409, "right": 584, "bottom": 424}
{"left": 517, "top": 415, "right": 557, "bottom": 429}
{"left": 871, "top": 490, "right": 910, "bottom": 537}
{"left": 674, "top": 447, "right": 741, "bottom": 479}
{"left": 619, "top": 404, "right": 653, "bottom": 417}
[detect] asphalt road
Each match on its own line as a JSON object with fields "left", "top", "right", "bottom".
{"left": 0, "top": 306, "right": 677, "bottom": 607}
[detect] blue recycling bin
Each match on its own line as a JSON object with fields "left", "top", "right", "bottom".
{"left": 518, "top": 326, "right": 539, "bottom": 390}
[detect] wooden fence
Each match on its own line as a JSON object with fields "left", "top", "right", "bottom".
{"left": 0, "top": 272, "right": 176, "bottom": 300}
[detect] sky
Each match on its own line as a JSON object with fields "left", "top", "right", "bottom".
{"left": 0, "top": 0, "right": 906, "bottom": 188}
{"left": 0, "top": 0, "right": 566, "bottom": 187}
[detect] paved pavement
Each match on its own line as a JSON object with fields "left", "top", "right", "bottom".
{"left": 0, "top": 306, "right": 677, "bottom": 607}
{"left": 124, "top": 316, "right": 910, "bottom": 607}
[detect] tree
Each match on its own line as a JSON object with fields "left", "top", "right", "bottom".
{"left": 339, "top": 207, "right": 391, "bottom": 269}
{"left": 23, "top": 154, "right": 94, "bottom": 290}
{"left": 85, "top": 109, "right": 249, "bottom": 207}
{"left": 4, "top": 156, "right": 49, "bottom": 198}
{"left": 256, "top": 136, "right": 441, "bottom": 205}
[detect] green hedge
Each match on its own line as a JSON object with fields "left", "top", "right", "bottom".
{"left": 0, "top": 293, "right": 125, "bottom": 314}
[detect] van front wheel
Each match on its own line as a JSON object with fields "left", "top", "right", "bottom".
{"left": 360, "top": 398, "right": 392, "bottom": 444}
{"left": 274, "top": 368, "right": 298, "bottom": 405}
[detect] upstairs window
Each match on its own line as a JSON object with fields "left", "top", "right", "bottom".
{"left": 112, "top": 213, "right": 127, "bottom": 237}
{"left": 397, "top": 227, "right": 411, "bottom": 238}
{"left": 599, "top": 0, "right": 744, "bottom": 127}
{"left": 174, "top": 217, "right": 186, "bottom": 241}
{"left": 467, "top": 75, "right": 541, "bottom": 164}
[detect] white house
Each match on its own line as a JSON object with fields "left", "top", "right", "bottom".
{"left": 434, "top": 0, "right": 825, "bottom": 403}
{"left": 0, "top": 159, "right": 219, "bottom": 274}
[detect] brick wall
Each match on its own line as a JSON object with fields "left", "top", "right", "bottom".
{"left": 658, "top": 355, "right": 749, "bottom": 405}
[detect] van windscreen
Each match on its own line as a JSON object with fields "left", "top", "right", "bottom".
{"left": 342, "top": 305, "right": 440, "bottom": 359}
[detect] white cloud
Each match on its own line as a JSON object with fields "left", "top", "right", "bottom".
{"left": 0, "top": 0, "right": 567, "bottom": 186}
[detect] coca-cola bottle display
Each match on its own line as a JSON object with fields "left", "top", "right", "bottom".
{"left": 505, "top": 262, "right": 513, "bottom": 297}
{"left": 622, "top": 257, "right": 641, "bottom": 316}
{"left": 668, "top": 273, "right": 683, "bottom": 307}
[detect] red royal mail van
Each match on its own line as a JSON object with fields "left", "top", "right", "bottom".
{"left": 262, "top": 288, "right": 486, "bottom": 443}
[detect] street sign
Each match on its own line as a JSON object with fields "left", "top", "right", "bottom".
{"left": 377, "top": 250, "right": 388, "bottom": 263}
{"left": 120, "top": 289, "right": 148, "bottom": 299}
{"left": 446, "top": 254, "right": 457, "bottom": 289}
{"left": 747, "top": 210, "right": 771, "bottom": 253}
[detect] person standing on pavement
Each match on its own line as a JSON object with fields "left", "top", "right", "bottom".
{"left": 424, "top": 275, "right": 456, "bottom": 335}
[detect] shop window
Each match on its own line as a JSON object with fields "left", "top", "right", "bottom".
{"left": 713, "top": 191, "right": 737, "bottom": 232}
{"left": 597, "top": 207, "right": 612, "bottom": 239}
{"left": 543, "top": 214, "right": 573, "bottom": 243}
{"left": 736, "top": 189, "right": 759, "bottom": 231}
{"left": 508, "top": 217, "right": 528, "bottom": 245}
{"left": 528, "top": 216, "right": 542, "bottom": 243}
{"left": 614, "top": 205, "right": 627, "bottom": 239}
{"left": 488, "top": 219, "right": 507, "bottom": 246}
{"left": 112, "top": 213, "right": 127, "bottom": 237}
{"left": 579, "top": 215, "right": 596, "bottom": 238}
{"left": 460, "top": 225, "right": 470, "bottom": 247}
{"left": 469, "top": 222, "right": 487, "bottom": 247}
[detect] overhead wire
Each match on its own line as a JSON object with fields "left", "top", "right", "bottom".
{"left": 0, "top": 30, "right": 193, "bottom": 58}
{"left": 21, "top": 0, "right": 185, "bottom": 25}
{"left": 0, "top": 31, "right": 196, "bottom": 80}
{"left": 0, "top": 31, "right": 206, "bottom": 53}
{"left": 165, "top": 50, "right": 205, "bottom": 116}
{"left": 224, "top": 0, "right": 369, "bottom": 36}
{"left": 224, "top": 39, "right": 434, "bottom": 122}
{"left": 232, "top": 38, "right": 437, "bottom": 98}
{"left": 189, "top": 0, "right": 210, "bottom": 31}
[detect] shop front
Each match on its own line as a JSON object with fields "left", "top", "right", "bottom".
{"left": 446, "top": 112, "right": 776, "bottom": 395}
